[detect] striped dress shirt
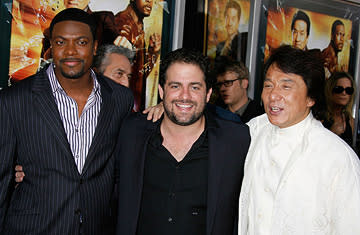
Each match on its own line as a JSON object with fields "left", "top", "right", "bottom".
{"left": 47, "top": 65, "right": 102, "bottom": 173}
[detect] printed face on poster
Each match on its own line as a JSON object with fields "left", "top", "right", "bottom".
{"left": 9, "top": 0, "right": 166, "bottom": 111}
{"left": 206, "top": 0, "right": 250, "bottom": 63}
{"left": 264, "top": 7, "right": 352, "bottom": 79}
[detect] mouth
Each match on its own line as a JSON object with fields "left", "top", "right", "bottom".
{"left": 268, "top": 105, "right": 283, "bottom": 115}
{"left": 60, "top": 58, "right": 83, "bottom": 67}
{"left": 144, "top": 5, "right": 152, "bottom": 12}
{"left": 174, "top": 101, "right": 195, "bottom": 112}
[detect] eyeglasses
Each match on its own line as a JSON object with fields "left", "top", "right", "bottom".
{"left": 215, "top": 78, "right": 241, "bottom": 88}
{"left": 332, "top": 86, "right": 354, "bottom": 95}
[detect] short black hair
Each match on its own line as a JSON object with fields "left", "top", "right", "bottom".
{"left": 159, "top": 48, "right": 211, "bottom": 91}
{"left": 224, "top": 0, "right": 241, "bottom": 19}
{"left": 264, "top": 45, "right": 326, "bottom": 120}
{"left": 49, "top": 8, "right": 97, "bottom": 40}
{"left": 331, "top": 19, "right": 344, "bottom": 36}
{"left": 291, "top": 10, "right": 310, "bottom": 36}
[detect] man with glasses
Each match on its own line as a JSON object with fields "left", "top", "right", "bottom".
{"left": 214, "top": 56, "right": 263, "bottom": 123}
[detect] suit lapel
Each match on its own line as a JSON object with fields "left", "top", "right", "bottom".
{"left": 206, "top": 124, "right": 225, "bottom": 235}
{"left": 32, "top": 69, "right": 73, "bottom": 158}
{"left": 82, "top": 77, "right": 115, "bottom": 174}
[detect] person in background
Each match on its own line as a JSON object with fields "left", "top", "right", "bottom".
{"left": 214, "top": 56, "right": 263, "bottom": 123}
{"left": 322, "top": 20, "right": 346, "bottom": 78}
{"left": 291, "top": 10, "right": 311, "bottom": 51}
{"left": 323, "top": 71, "right": 355, "bottom": 147}
{"left": 115, "top": 48, "right": 250, "bottom": 234}
{"left": 0, "top": 8, "right": 133, "bottom": 234}
{"left": 94, "top": 44, "right": 135, "bottom": 87}
{"left": 114, "top": 0, "right": 161, "bottom": 111}
{"left": 239, "top": 45, "right": 360, "bottom": 234}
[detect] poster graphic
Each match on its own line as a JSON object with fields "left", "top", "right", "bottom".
{"left": 206, "top": 0, "right": 250, "bottom": 62}
{"left": 9, "top": 0, "right": 166, "bottom": 111}
{"left": 265, "top": 7, "right": 352, "bottom": 79}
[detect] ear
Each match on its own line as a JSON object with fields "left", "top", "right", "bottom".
{"left": 306, "top": 97, "right": 315, "bottom": 108}
{"left": 93, "top": 40, "right": 98, "bottom": 56}
{"left": 206, "top": 88, "right": 213, "bottom": 103}
{"left": 241, "top": 79, "right": 249, "bottom": 89}
{"left": 158, "top": 84, "right": 164, "bottom": 100}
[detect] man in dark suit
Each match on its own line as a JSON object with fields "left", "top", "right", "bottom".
{"left": 214, "top": 56, "right": 264, "bottom": 123}
{"left": 0, "top": 8, "right": 133, "bottom": 234}
{"left": 115, "top": 48, "right": 250, "bottom": 234}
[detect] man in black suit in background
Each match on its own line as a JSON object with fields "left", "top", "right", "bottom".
{"left": 0, "top": 8, "right": 133, "bottom": 234}
{"left": 115, "top": 48, "right": 250, "bottom": 235}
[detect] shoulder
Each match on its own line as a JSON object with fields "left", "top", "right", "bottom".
{"left": 246, "top": 113, "right": 269, "bottom": 136}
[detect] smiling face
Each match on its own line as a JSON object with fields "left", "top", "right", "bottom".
{"left": 332, "top": 77, "right": 352, "bottom": 107}
{"left": 51, "top": 20, "right": 97, "bottom": 80}
{"left": 135, "top": 0, "right": 153, "bottom": 16}
{"left": 333, "top": 24, "right": 345, "bottom": 51}
{"left": 262, "top": 64, "right": 314, "bottom": 128}
{"left": 64, "top": 0, "right": 90, "bottom": 10}
{"left": 159, "top": 62, "right": 212, "bottom": 126}
{"left": 103, "top": 53, "right": 132, "bottom": 87}
{"left": 292, "top": 19, "right": 308, "bottom": 50}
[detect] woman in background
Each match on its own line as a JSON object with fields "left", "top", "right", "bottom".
{"left": 324, "top": 72, "right": 355, "bottom": 147}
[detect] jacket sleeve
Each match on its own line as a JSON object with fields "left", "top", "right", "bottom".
{"left": 0, "top": 97, "right": 17, "bottom": 231}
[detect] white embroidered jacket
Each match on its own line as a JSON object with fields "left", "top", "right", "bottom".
{"left": 239, "top": 113, "right": 360, "bottom": 235}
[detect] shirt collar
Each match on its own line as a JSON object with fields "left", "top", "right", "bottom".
{"left": 47, "top": 63, "right": 100, "bottom": 94}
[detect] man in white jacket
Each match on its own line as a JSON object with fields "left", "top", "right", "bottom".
{"left": 239, "top": 45, "right": 360, "bottom": 234}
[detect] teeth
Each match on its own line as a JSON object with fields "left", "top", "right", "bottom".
{"left": 271, "top": 107, "right": 280, "bottom": 111}
{"left": 177, "top": 104, "right": 192, "bottom": 108}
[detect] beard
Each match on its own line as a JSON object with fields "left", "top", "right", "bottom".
{"left": 59, "top": 60, "right": 86, "bottom": 79}
{"left": 163, "top": 99, "right": 206, "bottom": 126}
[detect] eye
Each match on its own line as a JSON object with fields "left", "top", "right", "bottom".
{"left": 170, "top": 84, "right": 179, "bottom": 89}
{"left": 78, "top": 40, "right": 88, "bottom": 46}
{"left": 263, "top": 82, "right": 272, "bottom": 88}
{"left": 54, "top": 40, "right": 64, "bottom": 46}
{"left": 192, "top": 86, "right": 200, "bottom": 90}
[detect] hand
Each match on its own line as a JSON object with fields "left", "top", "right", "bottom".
{"left": 143, "top": 101, "right": 164, "bottom": 122}
{"left": 114, "top": 35, "right": 133, "bottom": 50}
{"left": 149, "top": 33, "right": 161, "bottom": 53}
{"left": 15, "top": 165, "right": 25, "bottom": 183}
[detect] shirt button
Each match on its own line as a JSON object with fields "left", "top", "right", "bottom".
{"left": 168, "top": 217, "right": 173, "bottom": 222}
{"left": 75, "top": 155, "right": 79, "bottom": 158}
{"left": 75, "top": 128, "right": 79, "bottom": 132}
{"left": 271, "top": 160, "right": 276, "bottom": 166}
{"left": 264, "top": 188, "right": 270, "bottom": 192}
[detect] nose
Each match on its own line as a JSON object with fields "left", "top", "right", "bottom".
{"left": 64, "top": 42, "right": 77, "bottom": 56}
{"left": 180, "top": 87, "right": 191, "bottom": 100}
{"left": 269, "top": 86, "right": 282, "bottom": 101}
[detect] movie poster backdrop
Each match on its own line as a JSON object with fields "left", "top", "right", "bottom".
{"left": 9, "top": 0, "right": 167, "bottom": 111}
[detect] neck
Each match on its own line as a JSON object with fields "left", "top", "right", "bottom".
{"left": 332, "top": 104, "right": 345, "bottom": 115}
{"left": 160, "top": 115, "right": 206, "bottom": 139}
{"left": 55, "top": 70, "right": 94, "bottom": 97}
{"left": 228, "top": 96, "right": 248, "bottom": 113}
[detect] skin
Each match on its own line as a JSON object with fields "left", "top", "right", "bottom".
{"left": 329, "top": 77, "right": 354, "bottom": 135}
{"left": 217, "top": 71, "right": 248, "bottom": 113}
{"left": 292, "top": 20, "right": 309, "bottom": 50}
{"left": 225, "top": 8, "right": 240, "bottom": 39}
{"left": 159, "top": 62, "right": 212, "bottom": 127}
{"left": 64, "top": 0, "right": 90, "bottom": 10}
{"left": 135, "top": 0, "right": 154, "bottom": 16}
{"left": 332, "top": 77, "right": 352, "bottom": 106}
{"left": 103, "top": 53, "right": 132, "bottom": 87}
{"left": 262, "top": 64, "right": 314, "bottom": 128}
{"left": 333, "top": 24, "right": 345, "bottom": 51}
{"left": 50, "top": 20, "right": 97, "bottom": 116}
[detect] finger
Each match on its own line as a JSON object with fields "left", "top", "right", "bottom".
{"left": 15, "top": 165, "right": 23, "bottom": 172}
{"left": 15, "top": 176, "right": 24, "bottom": 183}
{"left": 15, "top": 172, "right": 25, "bottom": 178}
{"left": 146, "top": 108, "right": 156, "bottom": 120}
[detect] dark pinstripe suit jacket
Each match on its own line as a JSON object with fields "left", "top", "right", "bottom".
{"left": 115, "top": 111, "right": 251, "bottom": 235}
{"left": 0, "top": 68, "right": 133, "bottom": 234}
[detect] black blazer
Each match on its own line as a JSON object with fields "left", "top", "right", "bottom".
{"left": 115, "top": 111, "right": 250, "bottom": 235}
{"left": 0, "top": 68, "right": 133, "bottom": 234}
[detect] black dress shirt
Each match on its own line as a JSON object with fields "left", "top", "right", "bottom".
{"left": 136, "top": 119, "right": 211, "bottom": 235}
